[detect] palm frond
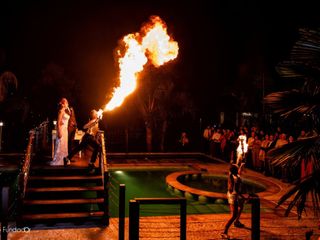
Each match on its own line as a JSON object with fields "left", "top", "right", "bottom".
{"left": 276, "top": 64, "right": 305, "bottom": 79}
{"left": 276, "top": 170, "right": 320, "bottom": 218}
{"left": 264, "top": 90, "right": 320, "bottom": 118}
{"left": 291, "top": 29, "right": 320, "bottom": 66}
{"left": 275, "top": 28, "right": 320, "bottom": 90}
{"left": 277, "top": 61, "right": 320, "bottom": 82}
{"left": 277, "top": 28, "right": 320, "bottom": 81}
{"left": 268, "top": 135, "right": 320, "bottom": 168}
{"left": 269, "top": 28, "right": 320, "bottom": 219}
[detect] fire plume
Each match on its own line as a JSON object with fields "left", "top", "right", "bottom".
{"left": 103, "top": 16, "right": 179, "bottom": 112}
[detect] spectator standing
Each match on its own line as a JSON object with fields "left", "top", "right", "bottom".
{"left": 202, "top": 125, "right": 212, "bottom": 154}
{"left": 178, "top": 132, "right": 190, "bottom": 151}
{"left": 251, "top": 135, "right": 261, "bottom": 171}
{"left": 211, "top": 128, "right": 222, "bottom": 158}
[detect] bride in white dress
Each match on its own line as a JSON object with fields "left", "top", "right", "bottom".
{"left": 51, "top": 98, "right": 70, "bottom": 166}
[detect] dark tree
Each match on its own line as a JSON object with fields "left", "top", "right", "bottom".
{"left": 136, "top": 65, "right": 195, "bottom": 152}
{"left": 0, "top": 71, "right": 30, "bottom": 151}
{"left": 31, "top": 63, "right": 77, "bottom": 121}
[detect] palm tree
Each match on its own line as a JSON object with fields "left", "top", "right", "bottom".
{"left": 0, "top": 71, "right": 18, "bottom": 102}
{"left": 136, "top": 66, "right": 195, "bottom": 152}
{"left": 265, "top": 28, "right": 320, "bottom": 218}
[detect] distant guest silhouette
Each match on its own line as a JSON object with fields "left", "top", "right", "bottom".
{"left": 178, "top": 132, "right": 190, "bottom": 151}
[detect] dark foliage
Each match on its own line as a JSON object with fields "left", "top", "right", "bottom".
{"left": 265, "top": 28, "right": 320, "bottom": 218}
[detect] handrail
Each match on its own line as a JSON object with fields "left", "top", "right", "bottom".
{"left": 98, "top": 130, "right": 108, "bottom": 177}
{"left": 248, "top": 194, "right": 260, "bottom": 240}
{"left": 17, "top": 129, "right": 35, "bottom": 215}
{"left": 119, "top": 184, "right": 126, "bottom": 240}
{"left": 16, "top": 129, "right": 36, "bottom": 220}
{"left": 129, "top": 197, "right": 187, "bottom": 240}
{"left": 33, "top": 120, "right": 49, "bottom": 152}
{"left": 14, "top": 121, "right": 48, "bottom": 219}
{"left": 98, "top": 130, "right": 109, "bottom": 226}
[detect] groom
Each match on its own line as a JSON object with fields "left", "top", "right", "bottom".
{"left": 64, "top": 109, "right": 102, "bottom": 173}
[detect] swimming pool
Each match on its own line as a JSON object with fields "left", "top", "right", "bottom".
{"left": 182, "top": 174, "right": 266, "bottom": 194}
{"left": 108, "top": 168, "right": 251, "bottom": 217}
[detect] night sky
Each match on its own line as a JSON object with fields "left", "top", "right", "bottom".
{"left": 1, "top": 0, "right": 320, "bottom": 149}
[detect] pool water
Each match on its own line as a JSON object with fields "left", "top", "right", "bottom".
{"left": 109, "top": 169, "right": 251, "bottom": 217}
{"left": 182, "top": 174, "right": 266, "bottom": 194}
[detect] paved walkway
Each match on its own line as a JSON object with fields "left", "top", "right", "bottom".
{"left": 9, "top": 213, "right": 320, "bottom": 239}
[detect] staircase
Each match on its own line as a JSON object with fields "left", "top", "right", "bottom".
{"left": 18, "top": 166, "right": 108, "bottom": 228}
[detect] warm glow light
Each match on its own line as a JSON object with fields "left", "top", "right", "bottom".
{"left": 237, "top": 135, "right": 248, "bottom": 156}
{"left": 103, "top": 16, "right": 179, "bottom": 112}
{"left": 97, "top": 109, "right": 103, "bottom": 119}
{"left": 142, "top": 18, "right": 179, "bottom": 67}
{"left": 0, "top": 122, "right": 4, "bottom": 126}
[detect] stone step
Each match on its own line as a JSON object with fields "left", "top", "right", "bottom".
{"left": 29, "top": 175, "right": 102, "bottom": 181}
{"left": 21, "top": 211, "right": 105, "bottom": 220}
{"left": 23, "top": 198, "right": 104, "bottom": 205}
{"left": 26, "top": 186, "right": 104, "bottom": 192}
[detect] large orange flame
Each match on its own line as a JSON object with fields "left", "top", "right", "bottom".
{"left": 103, "top": 16, "right": 179, "bottom": 112}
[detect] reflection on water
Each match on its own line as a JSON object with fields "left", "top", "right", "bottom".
{"left": 181, "top": 174, "right": 266, "bottom": 194}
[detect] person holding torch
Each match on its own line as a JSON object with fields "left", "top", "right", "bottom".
{"left": 221, "top": 163, "right": 246, "bottom": 239}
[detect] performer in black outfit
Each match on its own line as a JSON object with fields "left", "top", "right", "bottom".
{"left": 64, "top": 109, "right": 102, "bottom": 173}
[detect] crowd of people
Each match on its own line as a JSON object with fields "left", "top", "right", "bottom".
{"left": 203, "top": 125, "right": 311, "bottom": 182}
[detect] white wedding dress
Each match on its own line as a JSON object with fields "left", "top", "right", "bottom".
{"left": 51, "top": 110, "right": 70, "bottom": 166}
